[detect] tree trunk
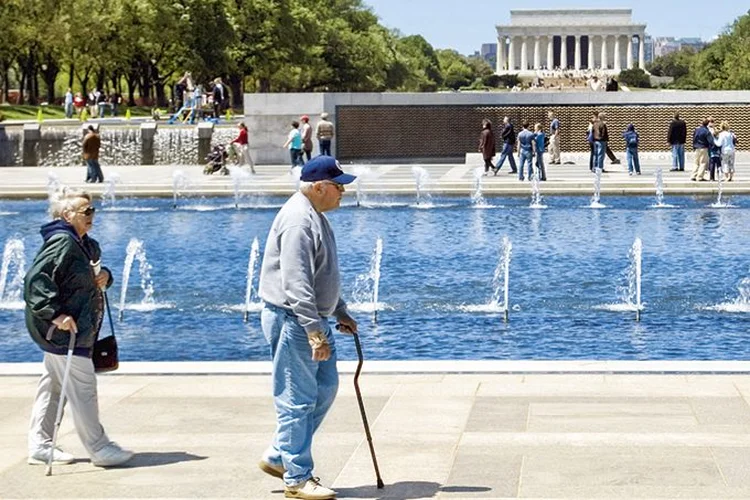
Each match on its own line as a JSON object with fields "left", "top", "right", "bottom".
{"left": 259, "top": 77, "right": 271, "bottom": 93}
{"left": 96, "top": 68, "right": 105, "bottom": 91}
{"left": 126, "top": 73, "right": 137, "bottom": 106}
{"left": 228, "top": 72, "right": 243, "bottom": 109}
{"left": 17, "top": 71, "right": 25, "bottom": 104}
{"left": 68, "top": 62, "right": 75, "bottom": 89}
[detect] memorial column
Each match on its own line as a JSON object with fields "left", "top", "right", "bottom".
{"left": 520, "top": 37, "right": 528, "bottom": 71}
{"left": 638, "top": 33, "right": 646, "bottom": 69}
{"left": 626, "top": 36, "right": 633, "bottom": 69}
{"left": 588, "top": 35, "right": 595, "bottom": 69}
{"left": 600, "top": 35, "right": 608, "bottom": 70}
{"left": 574, "top": 35, "right": 581, "bottom": 70}
{"left": 614, "top": 35, "right": 621, "bottom": 72}
{"left": 546, "top": 37, "right": 554, "bottom": 69}
{"left": 533, "top": 36, "right": 541, "bottom": 70}
{"left": 497, "top": 36, "right": 506, "bottom": 73}
{"left": 508, "top": 36, "right": 516, "bottom": 71}
{"left": 560, "top": 35, "right": 567, "bottom": 69}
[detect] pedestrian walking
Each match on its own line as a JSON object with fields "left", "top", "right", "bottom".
{"left": 493, "top": 116, "right": 517, "bottom": 175}
{"left": 592, "top": 112, "right": 610, "bottom": 172}
{"left": 82, "top": 126, "right": 104, "bottom": 183}
{"left": 257, "top": 155, "right": 358, "bottom": 500}
{"left": 478, "top": 119, "right": 496, "bottom": 175}
{"left": 667, "top": 112, "right": 687, "bottom": 171}
{"left": 300, "top": 115, "right": 314, "bottom": 162}
{"left": 315, "top": 113, "right": 335, "bottom": 156}
{"left": 64, "top": 88, "right": 74, "bottom": 119}
{"left": 284, "top": 121, "right": 304, "bottom": 170}
{"left": 230, "top": 122, "right": 255, "bottom": 173}
{"left": 25, "top": 187, "right": 133, "bottom": 469}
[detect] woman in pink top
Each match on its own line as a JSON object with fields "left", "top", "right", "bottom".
{"left": 230, "top": 122, "right": 255, "bottom": 173}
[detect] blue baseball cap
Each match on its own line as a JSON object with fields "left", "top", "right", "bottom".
{"left": 300, "top": 156, "right": 356, "bottom": 184}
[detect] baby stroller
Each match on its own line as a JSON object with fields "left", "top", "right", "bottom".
{"left": 204, "top": 144, "right": 229, "bottom": 175}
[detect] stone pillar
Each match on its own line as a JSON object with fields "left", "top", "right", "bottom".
{"left": 588, "top": 36, "right": 595, "bottom": 69}
{"left": 508, "top": 37, "right": 516, "bottom": 71}
{"left": 498, "top": 36, "right": 506, "bottom": 73}
{"left": 533, "top": 37, "right": 541, "bottom": 70}
{"left": 546, "top": 37, "right": 554, "bottom": 70}
{"left": 614, "top": 36, "right": 621, "bottom": 72}
{"left": 638, "top": 34, "right": 646, "bottom": 69}
{"left": 22, "top": 123, "right": 41, "bottom": 166}
{"left": 520, "top": 37, "right": 528, "bottom": 71}
{"left": 197, "top": 121, "right": 214, "bottom": 165}
{"left": 560, "top": 35, "right": 567, "bottom": 69}
{"left": 601, "top": 35, "right": 608, "bottom": 70}
{"left": 627, "top": 36, "right": 633, "bottom": 69}
{"left": 140, "top": 122, "right": 157, "bottom": 165}
{"left": 574, "top": 35, "right": 581, "bottom": 70}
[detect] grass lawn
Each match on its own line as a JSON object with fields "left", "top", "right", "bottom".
{"left": 0, "top": 104, "right": 157, "bottom": 122}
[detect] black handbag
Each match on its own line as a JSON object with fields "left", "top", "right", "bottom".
{"left": 94, "top": 291, "right": 119, "bottom": 373}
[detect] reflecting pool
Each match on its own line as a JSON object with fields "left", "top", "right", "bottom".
{"left": 1, "top": 195, "right": 748, "bottom": 363}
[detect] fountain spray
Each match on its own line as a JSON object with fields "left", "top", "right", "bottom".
{"left": 243, "top": 237, "right": 261, "bottom": 322}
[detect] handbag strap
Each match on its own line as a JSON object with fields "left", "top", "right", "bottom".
{"left": 102, "top": 291, "right": 116, "bottom": 340}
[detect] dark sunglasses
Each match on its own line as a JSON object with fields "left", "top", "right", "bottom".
{"left": 76, "top": 206, "right": 96, "bottom": 216}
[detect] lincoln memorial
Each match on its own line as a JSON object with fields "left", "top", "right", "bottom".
{"left": 496, "top": 9, "right": 647, "bottom": 74}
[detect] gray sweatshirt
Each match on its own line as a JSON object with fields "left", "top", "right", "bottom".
{"left": 259, "top": 192, "right": 347, "bottom": 334}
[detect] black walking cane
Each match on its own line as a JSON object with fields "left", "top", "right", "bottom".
{"left": 352, "top": 331, "right": 385, "bottom": 489}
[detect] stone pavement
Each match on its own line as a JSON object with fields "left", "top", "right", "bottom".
{"left": 4, "top": 369, "right": 750, "bottom": 499}
{"left": 0, "top": 155, "right": 747, "bottom": 198}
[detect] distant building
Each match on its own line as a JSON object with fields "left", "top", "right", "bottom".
{"left": 495, "top": 9, "right": 647, "bottom": 74}
{"left": 478, "top": 43, "right": 497, "bottom": 69}
{"left": 651, "top": 36, "right": 706, "bottom": 59}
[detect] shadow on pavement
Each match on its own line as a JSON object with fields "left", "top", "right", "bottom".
{"left": 336, "top": 481, "right": 491, "bottom": 499}
{"left": 123, "top": 451, "right": 208, "bottom": 468}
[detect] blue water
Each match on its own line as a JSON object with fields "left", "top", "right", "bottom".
{"left": 1, "top": 194, "right": 748, "bottom": 362}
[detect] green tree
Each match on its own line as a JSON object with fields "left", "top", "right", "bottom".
{"left": 618, "top": 68, "right": 651, "bottom": 88}
{"left": 436, "top": 49, "right": 473, "bottom": 90}
{"left": 647, "top": 47, "right": 695, "bottom": 79}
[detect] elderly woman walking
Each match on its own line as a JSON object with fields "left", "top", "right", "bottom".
{"left": 24, "top": 187, "right": 133, "bottom": 468}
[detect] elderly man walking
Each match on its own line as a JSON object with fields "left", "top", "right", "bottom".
{"left": 257, "top": 155, "right": 358, "bottom": 500}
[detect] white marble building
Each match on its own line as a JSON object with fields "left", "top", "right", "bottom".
{"left": 496, "top": 9, "right": 647, "bottom": 75}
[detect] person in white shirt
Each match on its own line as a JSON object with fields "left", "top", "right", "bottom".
{"left": 715, "top": 121, "right": 737, "bottom": 182}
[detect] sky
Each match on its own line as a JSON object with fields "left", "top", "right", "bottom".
{"left": 364, "top": 1, "right": 748, "bottom": 55}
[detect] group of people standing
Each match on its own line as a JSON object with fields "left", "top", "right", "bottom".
{"left": 64, "top": 88, "right": 121, "bottom": 119}
{"left": 284, "top": 113, "right": 336, "bottom": 168}
{"left": 479, "top": 111, "right": 560, "bottom": 181}
{"left": 174, "top": 72, "right": 229, "bottom": 118}
{"left": 480, "top": 111, "right": 739, "bottom": 181}
{"left": 669, "top": 114, "right": 738, "bottom": 182}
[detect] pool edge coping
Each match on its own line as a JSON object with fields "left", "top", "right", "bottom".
{"left": 2, "top": 360, "right": 750, "bottom": 376}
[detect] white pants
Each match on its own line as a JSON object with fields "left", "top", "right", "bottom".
{"left": 28, "top": 352, "right": 109, "bottom": 457}
{"left": 231, "top": 143, "right": 255, "bottom": 170}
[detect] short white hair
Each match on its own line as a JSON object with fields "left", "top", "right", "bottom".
{"left": 299, "top": 181, "right": 315, "bottom": 194}
{"left": 49, "top": 186, "right": 91, "bottom": 219}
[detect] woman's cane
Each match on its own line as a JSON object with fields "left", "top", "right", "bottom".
{"left": 352, "top": 332, "right": 385, "bottom": 489}
{"left": 46, "top": 328, "right": 77, "bottom": 476}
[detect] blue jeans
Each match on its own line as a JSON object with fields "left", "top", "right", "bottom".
{"left": 626, "top": 148, "right": 640, "bottom": 174}
{"left": 518, "top": 149, "right": 533, "bottom": 180}
{"left": 290, "top": 149, "right": 303, "bottom": 167}
{"left": 495, "top": 143, "right": 517, "bottom": 171}
{"left": 671, "top": 144, "right": 685, "bottom": 170}
{"left": 64, "top": 103, "right": 73, "bottom": 119}
{"left": 594, "top": 141, "right": 607, "bottom": 171}
{"left": 260, "top": 303, "right": 339, "bottom": 486}
{"left": 319, "top": 139, "right": 331, "bottom": 156}
{"left": 86, "top": 159, "right": 103, "bottom": 182}
{"left": 535, "top": 151, "right": 546, "bottom": 180}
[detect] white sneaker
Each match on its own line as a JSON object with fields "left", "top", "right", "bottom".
{"left": 91, "top": 442, "right": 134, "bottom": 467}
{"left": 28, "top": 446, "right": 75, "bottom": 465}
{"left": 285, "top": 477, "right": 337, "bottom": 499}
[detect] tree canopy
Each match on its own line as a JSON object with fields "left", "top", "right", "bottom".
{"left": 0, "top": 0, "right": 500, "bottom": 106}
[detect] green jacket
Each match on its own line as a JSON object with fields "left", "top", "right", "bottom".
{"left": 24, "top": 220, "right": 112, "bottom": 357}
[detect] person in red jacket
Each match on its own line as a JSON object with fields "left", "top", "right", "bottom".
{"left": 230, "top": 122, "right": 255, "bottom": 173}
